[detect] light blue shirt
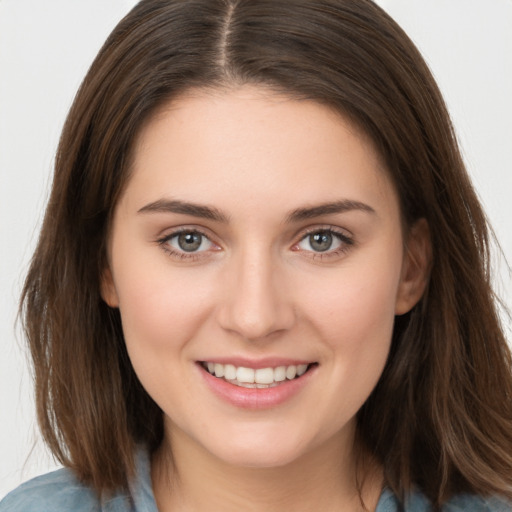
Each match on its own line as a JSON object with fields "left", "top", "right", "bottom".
{"left": 1, "top": 449, "right": 510, "bottom": 511}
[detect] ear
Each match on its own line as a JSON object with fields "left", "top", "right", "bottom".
{"left": 395, "top": 218, "right": 431, "bottom": 315}
{"left": 100, "top": 266, "right": 120, "bottom": 308}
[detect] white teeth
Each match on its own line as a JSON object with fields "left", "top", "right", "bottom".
{"left": 238, "top": 382, "right": 258, "bottom": 388}
{"left": 224, "top": 364, "right": 237, "bottom": 380}
{"left": 274, "top": 366, "right": 286, "bottom": 382}
{"left": 255, "top": 367, "right": 274, "bottom": 384}
{"left": 214, "top": 363, "right": 224, "bottom": 378}
{"left": 236, "top": 366, "right": 255, "bottom": 383}
{"left": 297, "top": 364, "right": 308, "bottom": 376}
{"left": 203, "top": 362, "right": 311, "bottom": 386}
{"left": 286, "top": 365, "right": 297, "bottom": 380}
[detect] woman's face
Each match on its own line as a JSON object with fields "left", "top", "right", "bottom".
{"left": 102, "top": 86, "right": 428, "bottom": 468}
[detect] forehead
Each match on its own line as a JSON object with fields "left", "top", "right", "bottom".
{"left": 122, "top": 86, "right": 398, "bottom": 220}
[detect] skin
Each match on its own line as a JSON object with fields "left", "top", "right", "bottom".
{"left": 102, "top": 86, "right": 430, "bottom": 511}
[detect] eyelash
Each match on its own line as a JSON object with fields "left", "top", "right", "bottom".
{"left": 157, "top": 228, "right": 216, "bottom": 261}
{"left": 293, "top": 226, "right": 354, "bottom": 261}
{"left": 156, "top": 226, "right": 354, "bottom": 261}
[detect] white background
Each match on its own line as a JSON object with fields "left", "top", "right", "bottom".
{"left": 1, "top": 0, "right": 511, "bottom": 499}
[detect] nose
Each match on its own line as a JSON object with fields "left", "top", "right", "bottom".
{"left": 217, "top": 250, "right": 295, "bottom": 341}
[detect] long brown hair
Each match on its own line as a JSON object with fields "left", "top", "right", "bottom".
{"left": 21, "top": 0, "right": 512, "bottom": 506}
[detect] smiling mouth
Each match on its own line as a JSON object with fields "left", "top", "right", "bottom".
{"left": 200, "top": 362, "right": 317, "bottom": 388}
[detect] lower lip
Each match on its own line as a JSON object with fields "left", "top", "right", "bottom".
{"left": 198, "top": 364, "right": 316, "bottom": 410}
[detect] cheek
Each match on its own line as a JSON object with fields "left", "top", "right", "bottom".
{"left": 302, "top": 264, "right": 400, "bottom": 423}
{"left": 299, "top": 248, "right": 403, "bottom": 377}
{"left": 306, "top": 260, "right": 400, "bottom": 335}
{"left": 112, "top": 257, "right": 215, "bottom": 365}
{"left": 112, "top": 263, "right": 220, "bottom": 417}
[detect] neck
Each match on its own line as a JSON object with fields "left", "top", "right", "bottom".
{"left": 151, "top": 423, "right": 383, "bottom": 512}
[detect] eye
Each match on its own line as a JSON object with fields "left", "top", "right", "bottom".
{"left": 294, "top": 228, "right": 353, "bottom": 255}
{"left": 172, "top": 231, "right": 209, "bottom": 252}
{"left": 159, "top": 229, "right": 217, "bottom": 257}
{"left": 299, "top": 231, "right": 339, "bottom": 252}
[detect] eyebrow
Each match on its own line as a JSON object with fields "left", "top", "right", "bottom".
{"left": 137, "top": 199, "right": 229, "bottom": 223}
{"left": 285, "top": 200, "right": 376, "bottom": 222}
{"left": 137, "top": 198, "right": 375, "bottom": 223}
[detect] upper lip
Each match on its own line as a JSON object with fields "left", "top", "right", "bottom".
{"left": 197, "top": 357, "right": 316, "bottom": 369}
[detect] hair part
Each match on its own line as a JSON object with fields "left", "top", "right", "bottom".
{"left": 21, "top": 0, "right": 512, "bottom": 506}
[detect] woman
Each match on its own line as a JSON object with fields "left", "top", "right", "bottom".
{"left": 1, "top": 0, "right": 511, "bottom": 510}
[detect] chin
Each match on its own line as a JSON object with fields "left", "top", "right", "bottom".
{"left": 198, "top": 427, "right": 321, "bottom": 469}
{"left": 216, "top": 445, "right": 307, "bottom": 469}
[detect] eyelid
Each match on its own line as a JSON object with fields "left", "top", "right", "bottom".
{"left": 294, "top": 224, "right": 353, "bottom": 244}
{"left": 291, "top": 225, "right": 355, "bottom": 259}
{"left": 156, "top": 226, "right": 221, "bottom": 260}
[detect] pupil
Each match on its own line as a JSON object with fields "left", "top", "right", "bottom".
{"left": 178, "top": 232, "right": 201, "bottom": 252}
{"left": 310, "top": 232, "right": 332, "bottom": 252}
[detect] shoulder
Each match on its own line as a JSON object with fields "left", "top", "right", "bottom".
{"left": 377, "top": 487, "right": 512, "bottom": 511}
{"left": 0, "top": 467, "right": 99, "bottom": 512}
{"left": 0, "top": 468, "right": 109, "bottom": 512}
{"left": 0, "top": 448, "right": 156, "bottom": 512}
{"left": 0, "top": 468, "right": 133, "bottom": 512}
{"left": 443, "top": 494, "right": 512, "bottom": 512}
